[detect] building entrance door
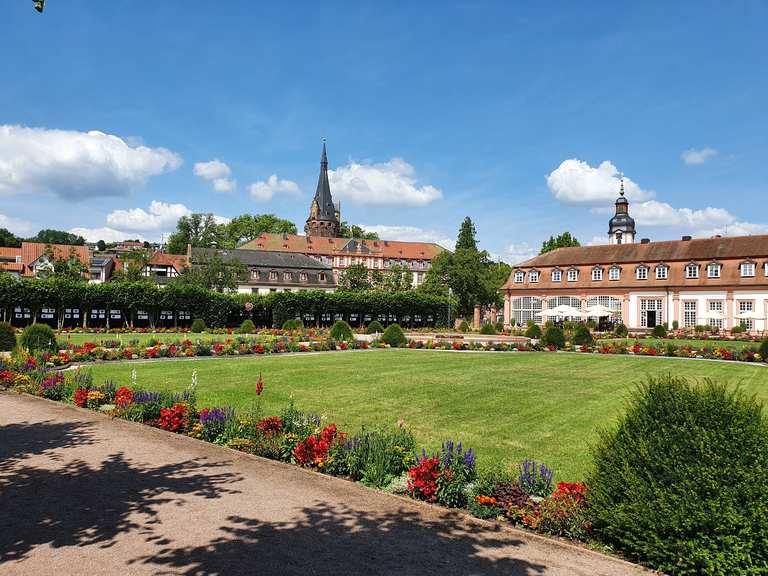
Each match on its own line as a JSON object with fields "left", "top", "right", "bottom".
{"left": 646, "top": 311, "right": 657, "bottom": 328}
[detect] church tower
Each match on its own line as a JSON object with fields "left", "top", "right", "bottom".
{"left": 608, "top": 178, "right": 636, "bottom": 245}
{"left": 305, "top": 140, "right": 340, "bottom": 237}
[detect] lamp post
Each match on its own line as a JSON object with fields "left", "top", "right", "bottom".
{"left": 447, "top": 287, "right": 452, "bottom": 329}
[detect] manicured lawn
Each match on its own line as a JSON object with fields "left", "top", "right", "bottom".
{"left": 87, "top": 350, "right": 768, "bottom": 481}
{"left": 598, "top": 337, "right": 762, "bottom": 351}
{"left": 57, "top": 332, "right": 267, "bottom": 347}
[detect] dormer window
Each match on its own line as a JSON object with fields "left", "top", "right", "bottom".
{"left": 300, "top": 272, "right": 307, "bottom": 282}
{"left": 567, "top": 269, "right": 578, "bottom": 282}
{"left": 269, "top": 271, "right": 278, "bottom": 281}
{"left": 636, "top": 266, "right": 648, "bottom": 280}
{"left": 529, "top": 270, "right": 540, "bottom": 283}
{"left": 551, "top": 269, "right": 562, "bottom": 282}
{"left": 514, "top": 271, "right": 525, "bottom": 283}
{"left": 656, "top": 265, "right": 668, "bottom": 280}
{"left": 319, "top": 273, "right": 327, "bottom": 282}
{"left": 741, "top": 262, "right": 756, "bottom": 277}
{"left": 609, "top": 266, "right": 620, "bottom": 281}
{"left": 764, "top": 262, "right": 768, "bottom": 277}
{"left": 283, "top": 272, "right": 292, "bottom": 281}
{"left": 592, "top": 267, "right": 603, "bottom": 281}
{"left": 685, "top": 263, "right": 700, "bottom": 279}
{"left": 15, "top": 255, "right": 22, "bottom": 264}
{"left": 707, "top": 263, "right": 721, "bottom": 279}
{"left": 251, "top": 270, "right": 260, "bottom": 280}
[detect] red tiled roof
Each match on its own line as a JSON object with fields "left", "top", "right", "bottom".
{"left": 239, "top": 233, "right": 444, "bottom": 260}
{"left": 19, "top": 242, "right": 90, "bottom": 277}
{"left": 148, "top": 252, "right": 189, "bottom": 270}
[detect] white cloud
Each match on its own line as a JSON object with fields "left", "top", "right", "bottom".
{"left": 504, "top": 242, "right": 537, "bottom": 265}
{"left": 361, "top": 225, "right": 454, "bottom": 250}
{"left": 588, "top": 235, "right": 608, "bottom": 246}
{"left": 106, "top": 200, "right": 192, "bottom": 231}
{"left": 0, "top": 213, "right": 34, "bottom": 235}
{"left": 682, "top": 148, "right": 718, "bottom": 165}
{"left": 329, "top": 158, "right": 442, "bottom": 207}
{"left": 248, "top": 174, "right": 300, "bottom": 202}
{"left": 193, "top": 159, "right": 236, "bottom": 193}
{"left": 0, "top": 125, "right": 181, "bottom": 199}
{"left": 546, "top": 159, "right": 654, "bottom": 206}
{"left": 69, "top": 226, "right": 143, "bottom": 244}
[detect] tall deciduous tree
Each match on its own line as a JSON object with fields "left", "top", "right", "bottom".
{"left": 224, "top": 214, "right": 297, "bottom": 247}
{"left": 338, "top": 222, "right": 379, "bottom": 240}
{"left": 540, "top": 232, "right": 580, "bottom": 254}
{"left": 166, "top": 214, "right": 226, "bottom": 254}
{"left": 0, "top": 228, "right": 22, "bottom": 248}
{"left": 337, "top": 263, "right": 371, "bottom": 291}
{"left": 27, "top": 229, "right": 85, "bottom": 246}
{"left": 171, "top": 251, "right": 246, "bottom": 293}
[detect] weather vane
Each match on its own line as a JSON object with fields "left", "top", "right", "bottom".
{"left": 32, "top": 0, "right": 45, "bottom": 13}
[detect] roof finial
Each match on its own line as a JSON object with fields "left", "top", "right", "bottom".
{"left": 619, "top": 173, "right": 625, "bottom": 197}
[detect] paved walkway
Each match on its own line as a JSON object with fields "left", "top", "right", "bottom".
{"left": 0, "top": 393, "right": 651, "bottom": 576}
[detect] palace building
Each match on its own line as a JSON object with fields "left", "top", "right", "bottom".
{"left": 502, "top": 182, "right": 768, "bottom": 333}
{"left": 239, "top": 142, "right": 445, "bottom": 287}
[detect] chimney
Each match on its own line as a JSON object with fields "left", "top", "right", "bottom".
{"left": 641, "top": 238, "right": 651, "bottom": 244}
{"left": 681, "top": 235, "right": 692, "bottom": 241}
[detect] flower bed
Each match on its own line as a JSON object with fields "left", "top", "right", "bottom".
{"left": 0, "top": 354, "right": 593, "bottom": 547}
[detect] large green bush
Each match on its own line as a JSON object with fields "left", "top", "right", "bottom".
{"left": 365, "top": 320, "right": 384, "bottom": 334}
{"left": 524, "top": 324, "right": 542, "bottom": 339}
{"left": 0, "top": 322, "right": 16, "bottom": 351}
{"left": 572, "top": 324, "right": 593, "bottom": 346}
{"left": 282, "top": 318, "right": 304, "bottom": 331}
{"left": 588, "top": 375, "right": 768, "bottom": 575}
{"left": 239, "top": 319, "right": 256, "bottom": 334}
{"left": 190, "top": 318, "right": 207, "bottom": 333}
{"left": 541, "top": 326, "right": 565, "bottom": 349}
{"left": 20, "top": 323, "right": 58, "bottom": 353}
{"left": 381, "top": 323, "right": 407, "bottom": 347}
{"left": 458, "top": 319, "right": 470, "bottom": 333}
{"left": 652, "top": 323, "right": 668, "bottom": 338}
{"left": 759, "top": 339, "right": 768, "bottom": 362}
{"left": 614, "top": 323, "right": 628, "bottom": 337}
{"left": 479, "top": 323, "right": 496, "bottom": 335}
{"left": 329, "top": 320, "right": 354, "bottom": 342}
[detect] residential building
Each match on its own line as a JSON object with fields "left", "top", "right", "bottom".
{"left": 142, "top": 252, "right": 188, "bottom": 285}
{"left": 192, "top": 247, "right": 335, "bottom": 294}
{"left": 89, "top": 255, "right": 116, "bottom": 283}
{"left": 502, "top": 184, "right": 768, "bottom": 333}
{"left": 0, "top": 247, "right": 23, "bottom": 278}
{"left": 0, "top": 242, "right": 91, "bottom": 279}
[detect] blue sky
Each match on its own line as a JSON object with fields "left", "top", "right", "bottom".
{"left": 1, "top": 1, "right": 766, "bottom": 262}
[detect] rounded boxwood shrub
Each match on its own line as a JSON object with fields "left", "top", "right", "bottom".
{"left": 365, "top": 320, "right": 384, "bottom": 334}
{"left": 381, "top": 323, "right": 407, "bottom": 347}
{"left": 20, "top": 323, "right": 58, "bottom": 353}
{"left": 524, "top": 324, "right": 542, "bottom": 339}
{"left": 652, "top": 323, "right": 668, "bottom": 338}
{"left": 541, "top": 326, "right": 565, "bottom": 349}
{"left": 572, "top": 324, "right": 593, "bottom": 346}
{"left": 282, "top": 318, "right": 304, "bottom": 331}
{"left": 759, "top": 339, "right": 768, "bottom": 362}
{"left": 190, "top": 318, "right": 207, "bottom": 333}
{"left": 0, "top": 322, "right": 17, "bottom": 352}
{"left": 329, "top": 320, "right": 353, "bottom": 342}
{"left": 614, "top": 323, "right": 628, "bottom": 337}
{"left": 494, "top": 321, "right": 505, "bottom": 332}
{"left": 479, "top": 323, "right": 496, "bottom": 335}
{"left": 239, "top": 319, "right": 256, "bottom": 334}
{"left": 732, "top": 324, "right": 745, "bottom": 334}
{"left": 588, "top": 375, "right": 768, "bottom": 575}
{"left": 458, "top": 319, "right": 470, "bottom": 333}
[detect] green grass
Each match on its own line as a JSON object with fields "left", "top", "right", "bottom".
{"left": 598, "top": 337, "right": 761, "bottom": 351}
{"left": 57, "top": 332, "right": 267, "bottom": 347}
{"left": 87, "top": 350, "right": 768, "bottom": 481}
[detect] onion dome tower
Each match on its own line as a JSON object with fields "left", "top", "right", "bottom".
{"left": 608, "top": 178, "right": 636, "bottom": 245}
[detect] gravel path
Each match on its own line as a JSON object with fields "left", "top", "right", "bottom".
{"left": 0, "top": 392, "right": 651, "bottom": 576}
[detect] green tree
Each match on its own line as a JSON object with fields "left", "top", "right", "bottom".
{"left": 455, "top": 217, "right": 478, "bottom": 251}
{"left": 27, "top": 229, "right": 85, "bottom": 246}
{"left": 96, "top": 240, "right": 107, "bottom": 252}
{"left": 338, "top": 263, "right": 371, "bottom": 291}
{"left": 0, "top": 228, "right": 22, "bottom": 248}
{"left": 36, "top": 245, "right": 87, "bottom": 281}
{"left": 540, "top": 232, "right": 580, "bottom": 254}
{"left": 172, "top": 251, "right": 246, "bottom": 292}
{"left": 338, "top": 222, "right": 379, "bottom": 240}
{"left": 380, "top": 263, "right": 413, "bottom": 292}
{"left": 113, "top": 249, "right": 152, "bottom": 282}
{"left": 166, "top": 213, "right": 226, "bottom": 254}
{"left": 223, "top": 214, "right": 297, "bottom": 247}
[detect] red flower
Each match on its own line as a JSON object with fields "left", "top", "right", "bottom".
{"left": 158, "top": 403, "right": 188, "bottom": 432}
{"left": 407, "top": 457, "right": 441, "bottom": 502}
{"left": 256, "top": 416, "right": 282, "bottom": 437}
{"left": 254, "top": 344, "right": 265, "bottom": 354}
{"left": 255, "top": 373, "right": 264, "bottom": 396}
{"left": 115, "top": 386, "right": 133, "bottom": 408}
{"left": 339, "top": 341, "right": 348, "bottom": 350}
{"left": 73, "top": 387, "right": 89, "bottom": 408}
{"left": 552, "top": 482, "right": 587, "bottom": 505}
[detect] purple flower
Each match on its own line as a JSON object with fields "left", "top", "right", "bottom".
{"left": 133, "top": 391, "right": 162, "bottom": 404}
{"left": 199, "top": 407, "right": 234, "bottom": 426}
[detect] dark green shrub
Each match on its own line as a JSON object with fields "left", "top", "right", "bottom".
{"left": 458, "top": 319, "right": 470, "bottom": 333}
{"left": 239, "top": 319, "right": 256, "bottom": 334}
{"left": 479, "top": 323, "right": 496, "bottom": 335}
{"left": 494, "top": 321, "right": 505, "bottom": 332}
{"left": 190, "top": 318, "right": 207, "bottom": 333}
{"left": 652, "top": 323, "right": 667, "bottom": 338}
{"left": 524, "top": 324, "right": 542, "bottom": 339}
{"left": 541, "top": 326, "right": 565, "bottom": 349}
{"left": 588, "top": 375, "right": 768, "bottom": 575}
{"left": 732, "top": 325, "right": 745, "bottom": 334}
{"left": 328, "top": 426, "right": 416, "bottom": 487}
{"left": 572, "top": 324, "right": 593, "bottom": 346}
{"left": 614, "top": 323, "right": 628, "bottom": 337}
{"left": 672, "top": 320, "right": 679, "bottom": 330}
{"left": 586, "top": 319, "right": 597, "bottom": 330}
{"left": 20, "top": 323, "right": 58, "bottom": 353}
{"left": 282, "top": 318, "right": 304, "bottom": 331}
{"left": 0, "top": 322, "right": 16, "bottom": 352}
{"left": 381, "top": 323, "right": 407, "bottom": 347}
{"left": 329, "top": 320, "right": 354, "bottom": 342}
{"left": 759, "top": 339, "right": 768, "bottom": 362}
{"left": 365, "top": 320, "right": 384, "bottom": 334}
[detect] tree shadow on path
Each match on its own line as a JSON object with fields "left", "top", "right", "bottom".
{"left": 0, "top": 452, "right": 243, "bottom": 563}
{"left": 0, "top": 419, "right": 96, "bottom": 470}
{"left": 134, "top": 500, "right": 549, "bottom": 576}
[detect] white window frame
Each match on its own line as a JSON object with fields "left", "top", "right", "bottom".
{"left": 685, "top": 264, "right": 700, "bottom": 279}
{"left": 640, "top": 299, "right": 663, "bottom": 328}
{"left": 707, "top": 263, "right": 721, "bottom": 279}
{"left": 655, "top": 265, "right": 668, "bottom": 280}
{"left": 636, "top": 266, "right": 648, "bottom": 280}
{"left": 529, "top": 270, "right": 540, "bottom": 283}
{"left": 567, "top": 269, "right": 578, "bottom": 282}
{"left": 708, "top": 301, "right": 724, "bottom": 329}
{"left": 592, "top": 268, "right": 603, "bottom": 281}
{"left": 514, "top": 271, "right": 525, "bottom": 283}
{"left": 683, "top": 301, "right": 697, "bottom": 327}
{"left": 741, "top": 262, "right": 755, "bottom": 277}
{"left": 609, "top": 267, "right": 620, "bottom": 281}
{"left": 551, "top": 269, "right": 562, "bottom": 282}
{"left": 764, "top": 262, "right": 768, "bottom": 277}
{"left": 739, "top": 301, "right": 754, "bottom": 330}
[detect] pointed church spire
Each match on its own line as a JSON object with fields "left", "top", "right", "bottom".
{"left": 305, "top": 139, "right": 340, "bottom": 237}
